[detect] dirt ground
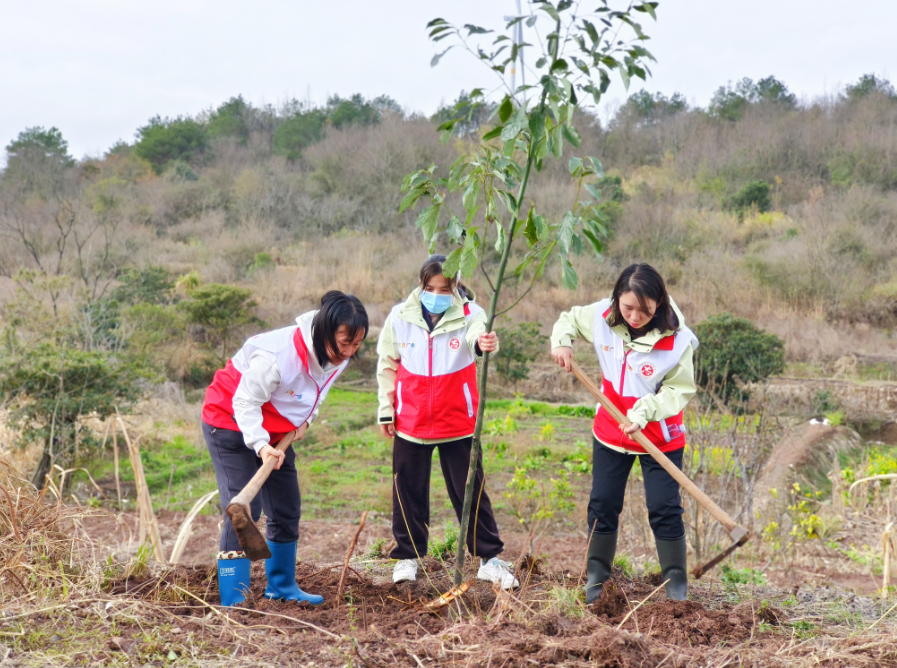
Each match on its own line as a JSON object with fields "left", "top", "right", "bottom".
{"left": 0, "top": 505, "right": 893, "bottom": 667}
{"left": 79, "top": 509, "right": 889, "bottom": 597}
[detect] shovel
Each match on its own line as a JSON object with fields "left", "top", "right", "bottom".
{"left": 568, "top": 361, "right": 749, "bottom": 578}
{"left": 225, "top": 428, "right": 300, "bottom": 561}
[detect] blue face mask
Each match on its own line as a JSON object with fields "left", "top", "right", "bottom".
{"left": 420, "top": 290, "right": 453, "bottom": 314}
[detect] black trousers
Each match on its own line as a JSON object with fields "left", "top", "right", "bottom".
{"left": 203, "top": 422, "right": 301, "bottom": 551}
{"left": 390, "top": 435, "right": 504, "bottom": 561}
{"left": 588, "top": 437, "right": 685, "bottom": 541}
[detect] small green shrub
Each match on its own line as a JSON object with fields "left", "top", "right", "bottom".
{"left": 428, "top": 523, "right": 459, "bottom": 560}
{"left": 720, "top": 564, "right": 766, "bottom": 588}
{"left": 493, "top": 322, "right": 547, "bottom": 389}
{"left": 725, "top": 180, "right": 771, "bottom": 216}
{"left": 613, "top": 554, "right": 634, "bottom": 578}
{"left": 693, "top": 312, "right": 785, "bottom": 402}
{"left": 557, "top": 404, "right": 595, "bottom": 418}
{"left": 249, "top": 251, "right": 276, "bottom": 275}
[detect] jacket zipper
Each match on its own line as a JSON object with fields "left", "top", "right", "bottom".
{"left": 304, "top": 368, "right": 339, "bottom": 427}
{"left": 619, "top": 348, "right": 631, "bottom": 448}
{"left": 428, "top": 333, "right": 434, "bottom": 437}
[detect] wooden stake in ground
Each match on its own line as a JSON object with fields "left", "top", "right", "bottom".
{"left": 336, "top": 511, "right": 368, "bottom": 605}
{"left": 116, "top": 411, "right": 166, "bottom": 563}
{"left": 111, "top": 421, "right": 122, "bottom": 511}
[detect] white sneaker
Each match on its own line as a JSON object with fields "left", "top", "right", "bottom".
{"left": 477, "top": 557, "right": 519, "bottom": 589}
{"left": 393, "top": 559, "right": 418, "bottom": 583}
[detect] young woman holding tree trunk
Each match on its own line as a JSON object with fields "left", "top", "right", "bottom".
{"left": 376, "top": 254, "right": 518, "bottom": 589}
{"left": 202, "top": 291, "right": 368, "bottom": 606}
{"left": 550, "top": 263, "right": 699, "bottom": 603}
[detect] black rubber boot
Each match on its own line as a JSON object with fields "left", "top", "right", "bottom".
{"left": 585, "top": 532, "right": 617, "bottom": 604}
{"left": 655, "top": 537, "right": 688, "bottom": 601}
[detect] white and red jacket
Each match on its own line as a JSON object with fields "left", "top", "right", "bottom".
{"left": 591, "top": 299, "right": 698, "bottom": 453}
{"left": 202, "top": 311, "right": 346, "bottom": 453}
{"left": 376, "top": 289, "right": 491, "bottom": 442}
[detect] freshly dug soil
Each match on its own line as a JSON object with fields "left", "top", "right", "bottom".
{"left": 591, "top": 579, "right": 783, "bottom": 647}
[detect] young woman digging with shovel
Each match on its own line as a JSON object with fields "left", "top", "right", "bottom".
{"left": 550, "top": 263, "right": 699, "bottom": 603}
{"left": 202, "top": 290, "right": 368, "bottom": 606}
{"left": 376, "top": 254, "right": 518, "bottom": 589}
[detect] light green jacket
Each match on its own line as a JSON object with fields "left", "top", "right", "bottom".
{"left": 550, "top": 298, "right": 696, "bottom": 430}
{"left": 376, "top": 288, "right": 496, "bottom": 444}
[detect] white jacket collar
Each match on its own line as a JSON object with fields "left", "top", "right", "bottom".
{"left": 295, "top": 310, "right": 339, "bottom": 378}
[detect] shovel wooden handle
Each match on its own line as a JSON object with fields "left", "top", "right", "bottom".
{"left": 227, "top": 428, "right": 300, "bottom": 510}
{"left": 569, "top": 361, "right": 748, "bottom": 544}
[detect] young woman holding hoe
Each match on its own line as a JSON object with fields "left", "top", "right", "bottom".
{"left": 550, "top": 263, "right": 699, "bottom": 603}
{"left": 376, "top": 254, "right": 518, "bottom": 589}
{"left": 202, "top": 290, "right": 369, "bottom": 606}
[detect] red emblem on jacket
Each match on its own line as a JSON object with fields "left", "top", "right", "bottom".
{"left": 449, "top": 337, "right": 461, "bottom": 350}
{"left": 639, "top": 362, "right": 656, "bottom": 378}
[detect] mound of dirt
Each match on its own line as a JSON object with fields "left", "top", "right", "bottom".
{"left": 590, "top": 580, "right": 783, "bottom": 646}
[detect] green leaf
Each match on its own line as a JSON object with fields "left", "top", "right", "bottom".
{"left": 499, "top": 96, "right": 514, "bottom": 124}
{"left": 399, "top": 187, "right": 424, "bottom": 214}
{"left": 635, "top": 2, "right": 658, "bottom": 20}
{"left": 582, "top": 227, "right": 604, "bottom": 256}
{"left": 540, "top": 4, "right": 560, "bottom": 21}
{"left": 464, "top": 204, "right": 481, "bottom": 227}
{"left": 557, "top": 212, "right": 575, "bottom": 254}
{"left": 416, "top": 204, "right": 440, "bottom": 241}
{"left": 526, "top": 15, "right": 538, "bottom": 27}
{"left": 584, "top": 183, "right": 602, "bottom": 201}
{"left": 168, "top": 649, "right": 177, "bottom": 661}
{"left": 446, "top": 216, "right": 464, "bottom": 243}
{"left": 561, "top": 124, "right": 581, "bottom": 148}
{"left": 482, "top": 125, "right": 504, "bottom": 141}
{"left": 528, "top": 109, "right": 546, "bottom": 143}
{"left": 560, "top": 255, "right": 578, "bottom": 289}
{"left": 442, "top": 248, "right": 463, "bottom": 277}
{"left": 568, "top": 156, "right": 583, "bottom": 175}
{"left": 464, "top": 24, "right": 492, "bottom": 35}
{"left": 586, "top": 156, "right": 604, "bottom": 176}
{"left": 550, "top": 58, "right": 569, "bottom": 73}
{"left": 618, "top": 62, "right": 631, "bottom": 90}
{"left": 535, "top": 56, "right": 547, "bottom": 68}
{"left": 495, "top": 223, "right": 506, "bottom": 253}
{"left": 571, "top": 232, "right": 583, "bottom": 255}
{"left": 460, "top": 235, "right": 479, "bottom": 277}
{"left": 522, "top": 207, "right": 538, "bottom": 245}
{"left": 462, "top": 180, "right": 480, "bottom": 211}
{"left": 431, "top": 46, "right": 455, "bottom": 67}
{"left": 546, "top": 125, "right": 564, "bottom": 158}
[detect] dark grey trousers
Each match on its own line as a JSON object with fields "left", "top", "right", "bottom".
{"left": 390, "top": 435, "right": 504, "bottom": 561}
{"left": 203, "top": 422, "right": 301, "bottom": 551}
{"left": 588, "top": 437, "right": 686, "bottom": 541}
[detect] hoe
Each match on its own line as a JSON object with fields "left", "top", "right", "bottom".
{"left": 569, "top": 361, "right": 749, "bottom": 577}
{"left": 225, "top": 429, "right": 301, "bottom": 561}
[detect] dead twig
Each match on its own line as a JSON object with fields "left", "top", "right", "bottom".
{"left": 336, "top": 510, "right": 368, "bottom": 604}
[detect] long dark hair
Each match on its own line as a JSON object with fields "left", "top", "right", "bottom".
{"left": 606, "top": 263, "right": 679, "bottom": 332}
{"left": 419, "top": 254, "right": 470, "bottom": 300}
{"left": 311, "top": 291, "right": 368, "bottom": 366}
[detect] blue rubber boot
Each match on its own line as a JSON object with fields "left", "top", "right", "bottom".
{"left": 217, "top": 556, "right": 250, "bottom": 607}
{"left": 264, "top": 540, "right": 324, "bottom": 605}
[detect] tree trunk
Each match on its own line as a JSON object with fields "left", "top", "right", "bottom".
{"left": 453, "top": 103, "right": 543, "bottom": 584}
{"left": 31, "top": 444, "right": 53, "bottom": 489}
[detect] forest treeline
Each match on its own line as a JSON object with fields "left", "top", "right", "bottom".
{"left": 1, "top": 74, "right": 897, "bottom": 483}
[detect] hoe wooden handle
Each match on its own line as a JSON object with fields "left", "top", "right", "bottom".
{"left": 570, "top": 361, "right": 748, "bottom": 543}
{"left": 228, "top": 429, "right": 300, "bottom": 510}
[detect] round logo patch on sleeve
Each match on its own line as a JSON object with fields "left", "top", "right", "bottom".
{"left": 638, "top": 362, "right": 656, "bottom": 379}
{"left": 449, "top": 337, "right": 461, "bottom": 350}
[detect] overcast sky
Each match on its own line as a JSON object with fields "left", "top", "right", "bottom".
{"left": 2, "top": 0, "right": 894, "bottom": 160}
